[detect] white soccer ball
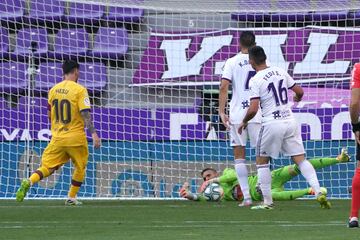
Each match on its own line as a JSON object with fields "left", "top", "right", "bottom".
{"left": 203, "top": 182, "right": 224, "bottom": 202}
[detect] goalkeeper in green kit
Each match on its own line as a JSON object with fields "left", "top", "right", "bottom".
{"left": 180, "top": 148, "right": 349, "bottom": 207}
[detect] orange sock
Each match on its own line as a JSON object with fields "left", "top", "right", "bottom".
{"left": 68, "top": 180, "right": 82, "bottom": 198}
{"left": 29, "top": 167, "right": 50, "bottom": 185}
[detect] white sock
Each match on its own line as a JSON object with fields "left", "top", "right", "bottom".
{"left": 298, "top": 160, "right": 321, "bottom": 195}
{"left": 235, "top": 159, "right": 251, "bottom": 200}
{"left": 257, "top": 164, "right": 273, "bottom": 205}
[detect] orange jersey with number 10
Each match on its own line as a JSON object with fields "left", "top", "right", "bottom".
{"left": 48, "top": 80, "right": 91, "bottom": 146}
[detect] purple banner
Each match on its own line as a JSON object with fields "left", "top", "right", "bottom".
{"left": 0, "top": 100, "right": 353, "bottom": 141}
{"left": 133, "top": 26, "right": 360, "bottom": 86}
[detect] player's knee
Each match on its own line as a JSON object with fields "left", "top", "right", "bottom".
{"left": 48, "top": 166, "right": 59, "bottom": 174}
{"left": 73, "top": 168, "right": 86, "bottom": 182}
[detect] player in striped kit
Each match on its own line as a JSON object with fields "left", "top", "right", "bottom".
{"left": 238, "top": 46, "right": 330, "bottom": 210}
{"left": 219, "top": 31, "right": 261, "bottom": 207}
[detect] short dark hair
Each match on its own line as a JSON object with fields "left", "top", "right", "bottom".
{"left": 62, "top": 60, "right": 80, "bottom": 75}
{"left": 249, "top": 46, "right": 267, "bottom": 65}
{"left": 200, "top": 167, "right": 217, "bottom": 177}
{"left": 240, "top": 31, "right": 256, "bottom": 48}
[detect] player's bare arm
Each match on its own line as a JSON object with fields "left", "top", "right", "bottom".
{"left": 350, "top": 88, "right": 360, "bottom": 145}
{"left": 219, "top": 79, "right": 230, "bottom": 128}
{"left": 238, "top": 98, "right": 259, "bottom": 134}
{"left": 81, "top": 110, "right": 101, "bottom": 148}
{"left": 290, "top": 84, "right": 304, "bottom": 102}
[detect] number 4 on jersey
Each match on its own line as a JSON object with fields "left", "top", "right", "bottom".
{"left": 245, "top": 71, "right": 256, "bottom": 90}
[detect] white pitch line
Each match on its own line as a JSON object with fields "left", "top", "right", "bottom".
{"left": 0, "top": 221, "right": 129, "bottom": 224}
{"left": 0, "top": 223, "right": 346, "bottom": 229}
{"left": 0, "top": 205, "right": 180, "bottom": 209}
{"left": 184, "top": 220, "right": 345, "bottom": 224}
{"left": 140, "top": 223, "right": 346, "bottom": 228}
{"left": 0, "top": 220, "right": 346, "bottom": 229}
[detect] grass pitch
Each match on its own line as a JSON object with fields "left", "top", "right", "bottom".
{"left": 0, "top": 199, "right": 358, "bottom": 240}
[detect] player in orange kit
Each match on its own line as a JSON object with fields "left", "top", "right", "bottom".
{"left": 349, "top": 62, "right": 360, "bottom": 227}
{"left": 16, "top": 60, "right": 101, "bottom": 205}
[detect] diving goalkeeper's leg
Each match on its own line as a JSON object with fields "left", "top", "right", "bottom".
{"left": 294, "top": 147, "right": 350, "bottom": 174}
{"left": 271, "top": 188, "right": 329, "bottom": 202}
{"left": 272, "top": 189, "right": 309, "bottom": 201}
{"left": 270, "top": 148, "right": 349, "bottom": 191}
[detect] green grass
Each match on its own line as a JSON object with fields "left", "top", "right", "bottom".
{"left": 0, "top": 200, "right": 358, "bottom": 240}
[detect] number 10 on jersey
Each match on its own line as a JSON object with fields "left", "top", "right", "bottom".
{"left": 52, "top": 99, "right": 72, "bottom": 124}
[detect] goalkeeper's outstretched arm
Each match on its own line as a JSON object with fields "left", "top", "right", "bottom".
{"left": 179, "top": 182, "right": 207, "bottom": 201}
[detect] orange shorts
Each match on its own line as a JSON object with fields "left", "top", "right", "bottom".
{"left": 41, "top": 142, "right": 89, "bottom": 170}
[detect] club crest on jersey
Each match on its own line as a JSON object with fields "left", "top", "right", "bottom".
{"left": 241, "top": 100, "right": 250, "bottom": 109}
{"left": 84, "top": 97, "right": 91, "bottom": 107}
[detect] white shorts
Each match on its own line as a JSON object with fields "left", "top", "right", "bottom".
{"left": 256, "top": 119, "right": 305, "bottom": 159}
{"left": 229, "top": 123, "right": 261, "bottom": 147}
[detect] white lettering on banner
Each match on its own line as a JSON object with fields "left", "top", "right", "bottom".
{"left": 0, "top": 112, "right": 353, "bottom": 140}
{"left": 156, "top": 31, "right": 353, "bottom": 79}
{"left": 160, "top": 35, "right": 233, "bottom": 79}
{"left": 294, "top": 113, "right": 322, "bottom": 140}
{"left": 214, "top": 61, "right": 225, "bottom": 75}
{"left": 294, "top": 33, "right": 350, "bottom": 74}
{"left": 169, "top": 113, "right": 198, "bottom": 140}
{"left": 295, "top": 101, "right": 319, "bottom": 108}
{"left": 38, "top": 129, "right": 52, "bottom": 141}
{"left": 256, "top": 34, "right": 289, "bottom": 70}
{"left": 20, "top": 129, "right": 32, "bottom": 141}
{"left": 0, "top": 129, "right": 51, "bottom": 141}
{"left": 331, "top": 111, "right": 354, "bottom": 140}
{"left": 0, "top": 128, "right": 20, "bottom": 141}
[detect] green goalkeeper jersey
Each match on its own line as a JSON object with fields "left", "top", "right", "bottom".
{"left": 218, "top": 168, "right": 261, "bottom": 201}
{"left": 195, "top": 157, "right": 340, "bottom": 201}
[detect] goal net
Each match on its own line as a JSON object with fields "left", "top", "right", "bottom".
{"left": 0, "top": 0, "right": 359, "bottom": 199}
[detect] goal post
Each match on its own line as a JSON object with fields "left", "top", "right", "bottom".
{"left": 0, "top": 0, "right": 360, "bottom": 199}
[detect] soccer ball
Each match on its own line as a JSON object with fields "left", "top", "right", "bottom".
{"left": 203, "top": 182, "right": 224, "bottom": 202}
